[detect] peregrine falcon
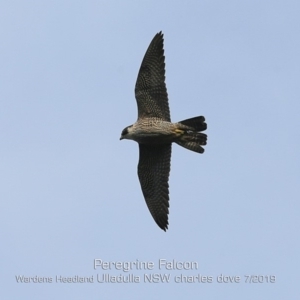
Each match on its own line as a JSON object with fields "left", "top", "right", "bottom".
{"left": 120, "top": 32, "right": 207, "bottom": 231}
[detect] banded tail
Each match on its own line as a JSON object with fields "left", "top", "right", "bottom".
{"left": 175, "top": 116, "right": 207, "bottom": 153}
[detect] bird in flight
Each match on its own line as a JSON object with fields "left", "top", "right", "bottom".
{"left": 120, "top": 32, "right": 207, "bottom": 231}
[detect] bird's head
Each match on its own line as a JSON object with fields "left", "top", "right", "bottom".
{"left": 120, "top": 125, "right": 134, "bottom": 140}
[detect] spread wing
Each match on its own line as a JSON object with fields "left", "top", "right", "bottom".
{"left": 135, "top": 32, "right": 171, "bottom": 122}
{"left": 138, "top": 144, "right": 171, "bottom": 231}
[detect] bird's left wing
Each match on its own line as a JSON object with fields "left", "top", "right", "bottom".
{"left": 135, "top": 32, "right": 171, "bottom": 121}
{"left": 138, "top": 144, "right": 171, "bottom": 231}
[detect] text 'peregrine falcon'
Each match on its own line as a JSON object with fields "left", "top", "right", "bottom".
{"left": 120, "top": 32, "right": 207, "bottom": 231}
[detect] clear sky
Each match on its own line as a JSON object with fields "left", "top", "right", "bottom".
{"left": 1, "top": 1, "right": 299, "bottom": 299}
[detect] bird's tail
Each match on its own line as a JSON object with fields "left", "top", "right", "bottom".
{"left": 175, "top": 116, "right": 207, "bottom": 153}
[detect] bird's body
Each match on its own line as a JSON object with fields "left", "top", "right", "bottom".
{"left": 122, "top": 120, "right": 178, "bottom": 144}
{"left": 120, "top": 32, "right": 207, "bottom": 231}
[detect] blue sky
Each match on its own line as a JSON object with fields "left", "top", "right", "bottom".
{"left": 1, "top": 1, "right": 299, "bottom": 299}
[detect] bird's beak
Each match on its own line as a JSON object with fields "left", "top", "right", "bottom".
{"left": 120, "top": 136, "right": 123, "bottom": 140}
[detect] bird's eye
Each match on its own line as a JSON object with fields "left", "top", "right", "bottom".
{"left": 122, "top": 128, "right": 128, "bottom": 136}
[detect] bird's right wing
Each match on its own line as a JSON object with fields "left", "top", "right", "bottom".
{"left": 138, "top": 144, "right": 171, "bottom": 231}
{"left": 135, "top": 32, "right": 171, "bottom": 122}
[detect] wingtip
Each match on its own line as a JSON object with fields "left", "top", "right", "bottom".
{"left": 157, "top": 220, "right": 169, "bottom": 231}
{"left": 160, "top": 225, "right": 168, "bottom": 232}
{"left": 153, "top": 213, "right": 169, "bottom": 231}
{"left": 156, "top": 31, "right": 164, "bottom": 39}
